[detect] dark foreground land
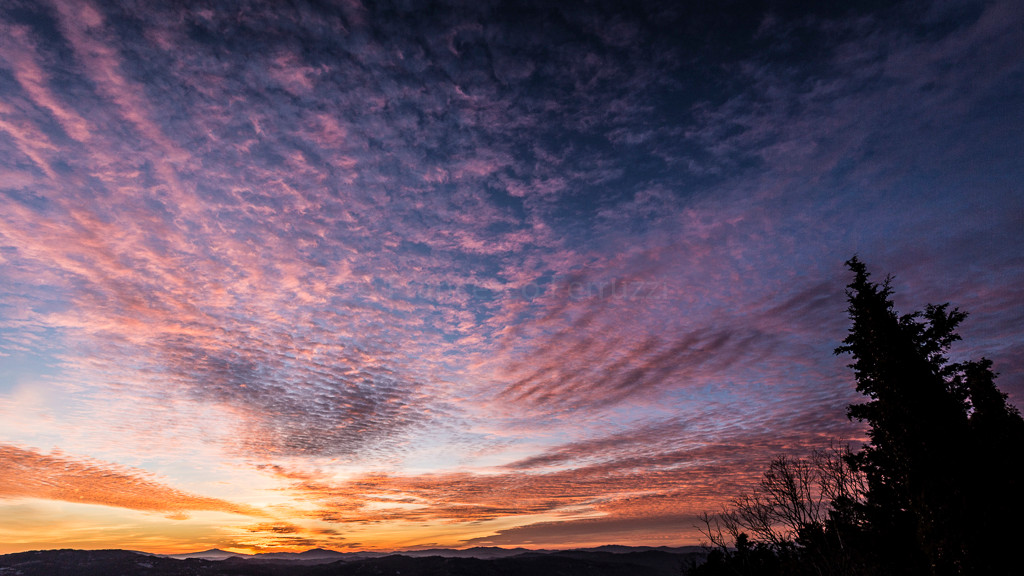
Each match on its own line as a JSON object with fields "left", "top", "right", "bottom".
{"left": 0, "top": 547, "right": 706, "bottom": 576}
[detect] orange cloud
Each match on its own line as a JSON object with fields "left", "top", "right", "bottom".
{"left": 264, "top": 449, "right": 759, "bottom": 528}
{"left": 0, "top": 444, "right": 264, "bottom": 518}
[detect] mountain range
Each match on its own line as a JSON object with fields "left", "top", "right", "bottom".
{"left": 0, "top": 546, "right": 707, "bottom": 575}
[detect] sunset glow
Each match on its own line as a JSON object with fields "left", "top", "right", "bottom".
{"left": 1, "top": 0, "right": 1022, "bottom": 554}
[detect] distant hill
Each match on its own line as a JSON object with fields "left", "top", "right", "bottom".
{"left": 164, "top": 548, "right": 243, "bottom": 560}
{"left": 398, "top": 546, "right": 534, "bottom": 559}
{"left": 0, "top": 546, "right": 707, "bottom": 575}
{"left": 251, "top": 548, "right": 350, "bottom": 561}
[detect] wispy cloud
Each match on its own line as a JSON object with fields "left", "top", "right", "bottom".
{"left": 0, "top": 444, "right": 263, "bottom": 519}
{"left": 254, "top": 417, "right": 854, "bottom": 542}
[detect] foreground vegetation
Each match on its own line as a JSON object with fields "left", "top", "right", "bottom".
{"left": 692, "top": 258, "right": 1024, "bottom": 576}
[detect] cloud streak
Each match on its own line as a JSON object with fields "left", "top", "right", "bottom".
{"left": 0, "top": 444, "right": 263, "bottom": 519}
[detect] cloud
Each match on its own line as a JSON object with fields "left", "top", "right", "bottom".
{"left": 246, "top": 522, "right": 300, "bottom": 534}
{"left": 257, "top": 417, "right": 855, "bottom": 536}
{"left": 1, "top": 0, "right": 1014, "bottom": 455}
{"left": 463, "top": 514, "right": 705, "bottom": 547}
{"left": 0, "top": 444, "right": 264, "bottom": 518}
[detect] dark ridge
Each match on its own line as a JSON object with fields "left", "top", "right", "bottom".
{"left": 0, "top": 547, "right": 708, "bottom": 576}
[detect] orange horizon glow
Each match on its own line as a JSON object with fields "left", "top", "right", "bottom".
{"left": 0, "top": 442, "right": 725, "bottom": 554}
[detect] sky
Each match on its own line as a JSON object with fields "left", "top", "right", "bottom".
{"left": 0, "top": 0, "right": 1022, "bottom": 555}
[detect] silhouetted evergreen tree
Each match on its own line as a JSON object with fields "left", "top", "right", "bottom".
{"left": 690, "top": 258, "right": 1024, "bottom": 576}
{"left": 955, "top": 359, "right": 1024, "bottom": 574}
{"left": 836, "top": 258, "right": 968, "bottom": 574}
{"left": 836, "top": 257, "right": 1024, "bottom": 575}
